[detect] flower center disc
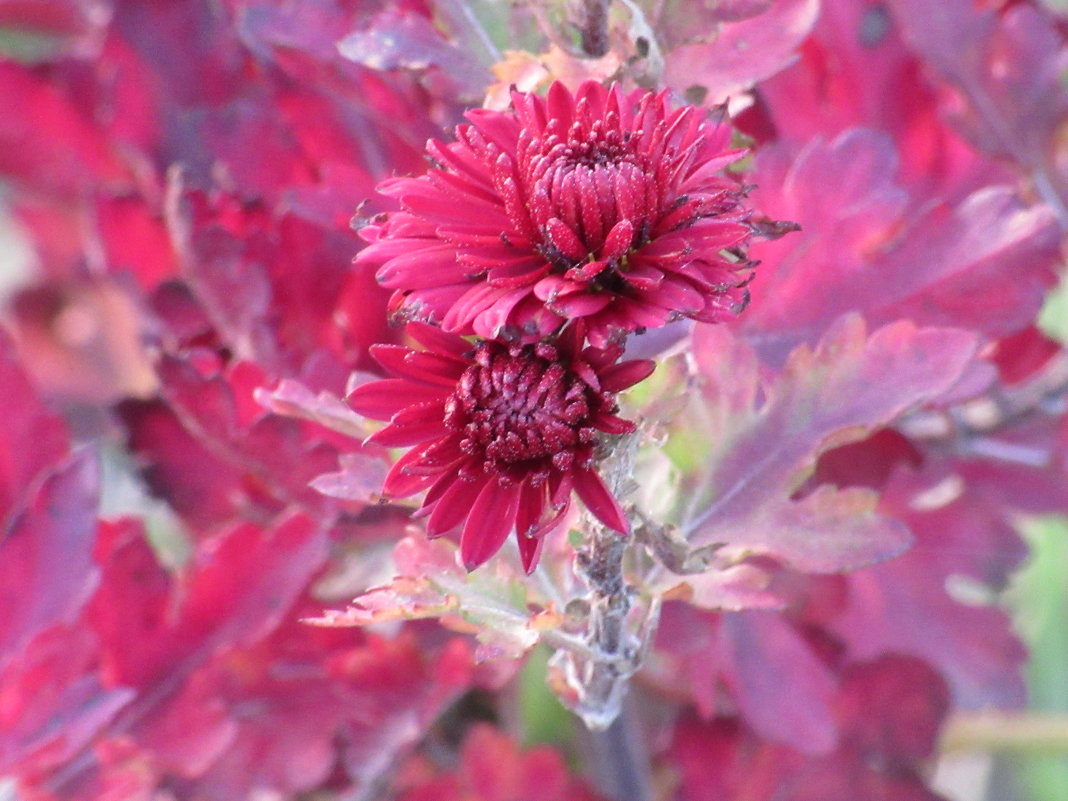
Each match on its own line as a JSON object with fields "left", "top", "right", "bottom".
{"left": 446, "top": 342, "right": 595, "bottom": 474}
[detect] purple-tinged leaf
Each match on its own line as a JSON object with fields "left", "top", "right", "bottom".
{"left": 831, "top": 468, "right": 1028, "bottom": 709}
{"left": 338, "top": 8, "right": 490, "bottom": 103}
{"left": 680, "top": 314, "right": 979, "bottom": 573}
{"left": 0, "top": 451, "right": 98, "bottom": 672}
{"left": 662, "top": 0, "right": 819, "bottom": 105}
{"left": 720, "top": 611, "right": 838, "bottom": 754}
{"left": 886, "top": 0, "right": 1068, "bottom": 221}
{"left": 309, "top": 453, "right": 389, "bottom": 504}
{"left": 745, "top": 131, "right": 1059, "bottom": 363}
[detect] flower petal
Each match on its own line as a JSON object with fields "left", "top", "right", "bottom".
{"left": 426, "top": 473, "right": 484, "bottom": 536}
{"left": 599, "top": 359, "right": 656, "bottom": 392}
{"left": 349, "top": 380, "right": 446, "bottom": 420}
{"left": 573, "top": 468, "right": 629, "bottom": 534}
{"left": 460, "top": 480, "right": 522, "bottom": 570}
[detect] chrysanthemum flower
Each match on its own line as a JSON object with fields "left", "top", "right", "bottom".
{"left": 349, "top": 322, "right": 655, "bottom": 571}
{"left": 357, "top": 80, "right": 754, "bottom": 348}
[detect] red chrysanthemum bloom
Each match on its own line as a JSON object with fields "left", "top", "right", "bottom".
{"left": 349, "top": 322, "right": 654, "bottom": 571}
{"left": 357, "top": 80, "right": 754, "bottom": 348}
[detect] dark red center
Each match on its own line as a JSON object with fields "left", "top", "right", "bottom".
{"left": 444, "top": 341, "right": 601, "bottom": 479}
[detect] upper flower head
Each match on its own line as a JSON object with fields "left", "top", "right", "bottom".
{"left": 358, "top": 80, "right": 755, "bottom": 348}
{"left": 349, "top": 322, "right": 654, "bottom": 571}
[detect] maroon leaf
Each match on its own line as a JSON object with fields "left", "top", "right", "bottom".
{"left": 666, "top": 655, "right": 952, "bottom": 801}
{"left": 720, "top": 611, "right": 837, "bottom": 754}
{"left": 0, "top": 327, "right": 69, "bottom": 528}
{"left": 830, "top": 469, "right": 1028, "bottom": 709}
{"left": 392, "top": 723, "right": 607, "bottom": 801}
{"left": 662, "top": 0, "right": 819, "bottom": 105}
{"left": 744, "top": 131, "right": 1059, "bottom": 362}
{"left": 681, "top": 315, "right": 978, "bottom": 573}
{"left": 886, "top": 0, "right": 1068, "bottom": 217}
{"left": 0, "top": 451, "right": 98, "bottom": 671}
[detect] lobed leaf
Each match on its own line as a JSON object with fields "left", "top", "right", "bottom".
{"left": 311, "top": 536, "right": 561, "bottom": 662}
{"left": 661, "top": 0, "right": 819, "bottom": 105}
{"left": 744, "top": 130, "right": 1059, "bottom": 363}
{"left": 680, "top": 314, "right": 979, "bottom": 573}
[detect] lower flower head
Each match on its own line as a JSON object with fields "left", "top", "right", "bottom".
{"left": 350, "top": 322, "right": 654, "bottom": 571}
{"left": 357, "top": 80, "right": 755, "bottom": 348}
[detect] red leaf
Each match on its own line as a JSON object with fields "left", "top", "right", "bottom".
{"left": 662, "top": 0, "right": 819, "bottom": 105}
{"left": 682, "top": 315, "right": 978, "bottom": 573}
{"left": 0, "top": 625, "right": 133, "bottom": 778}
{"left": 744, "top": 131, "right": 1059, "bottom": 362}
{"left": 0, "top": 452, "right": 98, "bottom": 671}
{"left": 89, "top": 514, "right": 328, "bottom": 689}
{"left": 0, "top": 328, "right": 69, "bottom": 528}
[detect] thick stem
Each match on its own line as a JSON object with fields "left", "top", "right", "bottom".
{"left": 569, "top": 520, "right": 637, "bottom": 729}
{"left": 554, "top": 432, "right": 655, "bottom": 730}
{"left": 583, "top": 698, "right": 655, "bottom": 801}
{"left": 579, "top": 0, "right": 611, "bottom": 56}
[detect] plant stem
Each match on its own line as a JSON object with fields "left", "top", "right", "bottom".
{"left": 942, "top": 712, "right": 1068, "bottom": 754}
{"left": 584, "top": 698, "right": 655, "bottom": 801}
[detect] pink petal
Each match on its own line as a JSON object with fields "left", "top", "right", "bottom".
{"left": 620, "top": 263, "right": 664, "bottom": 290}
{"left": 515, "top": 478, "right": 547, "bottom": 539}
{"left": 565, "top": 259, "right": 611, "bottom": 282}
{"left": 382, "top": 448, "right": 438, "bottom": 498}
{"left": 517, "top": 532, "right": 544, "bottom": 574}
{"left": 599, "top": 359, "right": 656, "bottom": 392}
{"left": 349, "top": 380, "right": 447, "bottom": 420}
{"left": 387, "top": 399, "right": 448, "bottom": 427}
{"left": 549, "top": 291, "right": 613, "bottom": 318}
{"left": 486, "top": 257, "right": 552, "bottom": 288}
{"left": 377, "top": 244, "right": 464, "bottom": 289}
{"left": 405, "top": 321, "right": 472, "bottom": 361}
{"left": 426, "top": 474, "right": 484, "bottom": 536}
{"left": 602, "top": 219, "right": 635, "bottom": 261}
{"left": 472, "top": 288, "right": 532, "bottom": 340}
{"left": 546, "top": 81, "right": 575, "bottom": 129}
{"left": 533, "top": 273, "right": 570, "bottom": 301}
{"left": 546, "top": 217, "right": 589, "bottom": 261}
{"left": 639, "top": 277, "right": 705, "bottom": 313}
{"left": 371, "top": 346, "right": 465, "bottom": 386}
{"left": 369, "top": 418, "right": 448, "bottom": 447}
{"left": 441, "top": 282, "right": 505, "bottom": 332}
{"left": 573, "top": 468, "right": 629, "bottom": 534}
{"left": 460, "top": 480, "right": 522, "bottom": 570}
{"left": 591, "top": 414, "right": 637, "bottom": 435}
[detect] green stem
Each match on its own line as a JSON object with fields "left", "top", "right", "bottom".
{"left": 942, "top": 713, "right": 1068, "bottom": 754}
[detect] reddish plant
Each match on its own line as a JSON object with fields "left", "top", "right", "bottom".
{"left": 0, "top": 1, "right": 1065, "bottom": 800}
{"left": 357, "top": 80, "right": 756, "bottom": 347}
{"left": 351, "top": 321, "right": 653, "bottom": 570}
